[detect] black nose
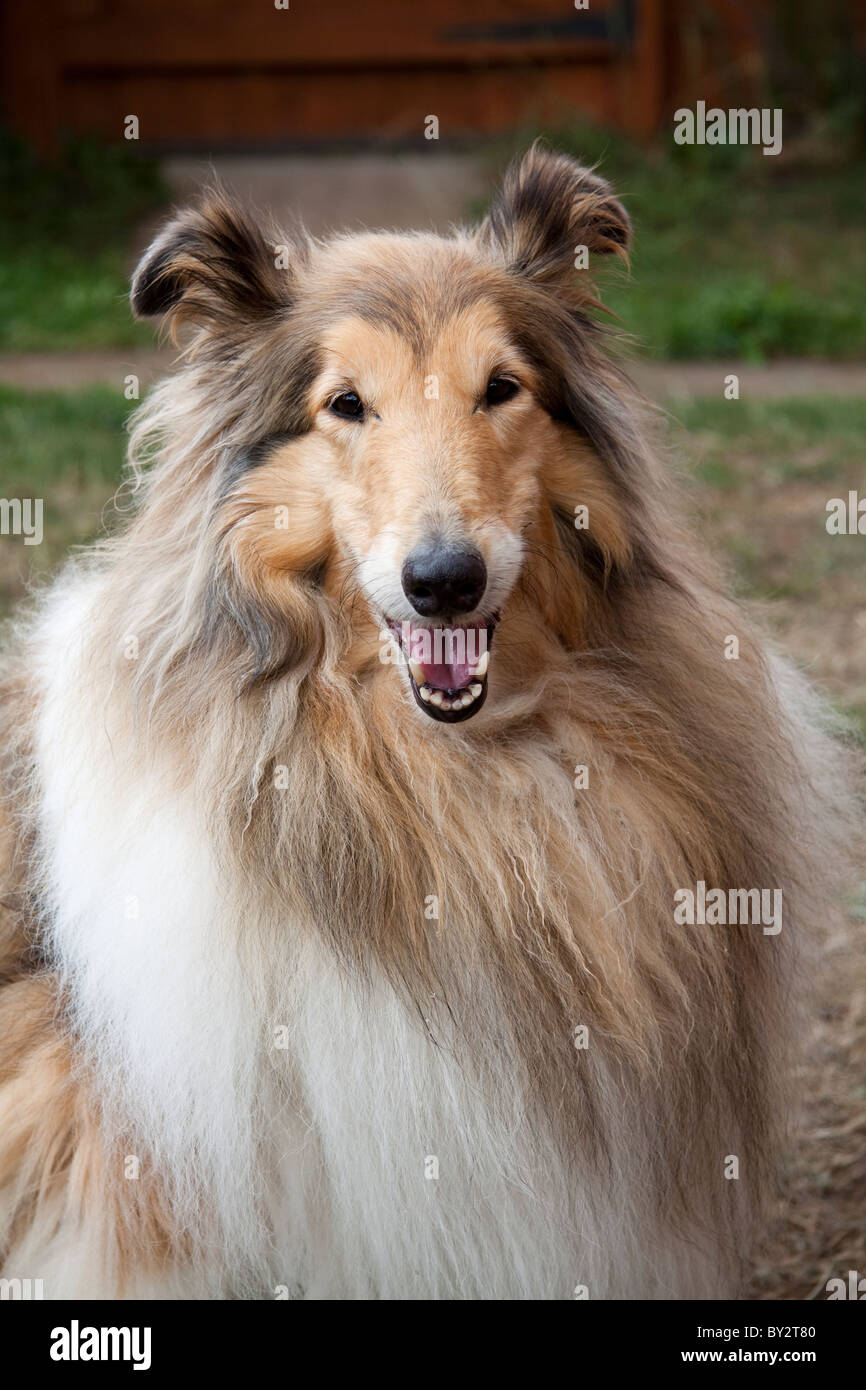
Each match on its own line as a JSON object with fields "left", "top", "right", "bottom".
{"left": 401, "top": 540, "right": 487, "bottom": 618}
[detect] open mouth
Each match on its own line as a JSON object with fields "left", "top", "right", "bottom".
{"left": 386, "top": 619, "right": 496, "bottom": 723}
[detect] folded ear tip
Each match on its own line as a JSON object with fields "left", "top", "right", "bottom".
{"left": 129, "top": 204, "right": 200, "bottom": 319}
{"left": 130, "top": 241, "right": 182, "bottom": 319}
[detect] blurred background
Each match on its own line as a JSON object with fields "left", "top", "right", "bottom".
{"left": 0, "top": 0, "right": 864, "bottom": 1299}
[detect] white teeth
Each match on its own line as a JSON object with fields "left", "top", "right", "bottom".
{"left": 473, "top": 650, "right": 489, "bottom": 678}
{"left": 408, "top": 658, "right": 425, "bottom": 685}
{"left": 419, "top": 680, "right": 486, "bottom": 714}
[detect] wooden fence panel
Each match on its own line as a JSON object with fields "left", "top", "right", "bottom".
{"left": 0, "top": 0, "right": 664, "bottom": 150}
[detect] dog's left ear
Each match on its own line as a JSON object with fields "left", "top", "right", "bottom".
{"left": 476, "top": 145, "right": 630, "bottom": 284}
{"left": 131, "top": 187, "right": 292, "bottom": 333}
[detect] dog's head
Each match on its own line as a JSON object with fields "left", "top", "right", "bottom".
{"left": 132, "top": 147, "right": 645, "bottom": 725}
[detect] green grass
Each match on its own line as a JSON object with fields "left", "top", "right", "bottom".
{"left": 607, "top": 162, "right": 866, "bottom": 361}
{"left": 0, "top": 131, "right": 166, "bottom": 351}
{"left": 0, "top": 382, "right": 129, "bottom": 490}
{"left": 0, "top": 246, "right": 156, "bottom": 351}
{"left": 670, "top": 396, "right": 866, "bottom": 479}
{"left": 0, "top": 385, "right": 129, "bottom": 605}
{"left": 484, "top": 125, "right": 866, "bottom": 361}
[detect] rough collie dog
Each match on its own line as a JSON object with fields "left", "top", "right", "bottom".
{"left": 0, "top": 148, "right": 855, "bottom": 1300}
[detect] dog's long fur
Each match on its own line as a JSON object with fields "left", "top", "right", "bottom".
{"left": 0, "top": 148, "right": 858, "bottom": 1298}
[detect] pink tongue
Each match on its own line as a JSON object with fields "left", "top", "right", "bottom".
{"left": 404, "top": 623, "right": 486, "bottom": 692}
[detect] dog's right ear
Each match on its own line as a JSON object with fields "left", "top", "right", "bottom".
{"left": 131, "top": 189, "right": 293, "bottom": 333}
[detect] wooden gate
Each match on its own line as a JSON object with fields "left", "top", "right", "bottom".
{"left": 1, "top": 0, "right": 663, "bottom": 151}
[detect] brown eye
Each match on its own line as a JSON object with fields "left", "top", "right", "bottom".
{"left": 329, "top": 391, "right": 365, "bottom": 421}
{"left": 485, "top": 377, "right": 519, "bottom": 407}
